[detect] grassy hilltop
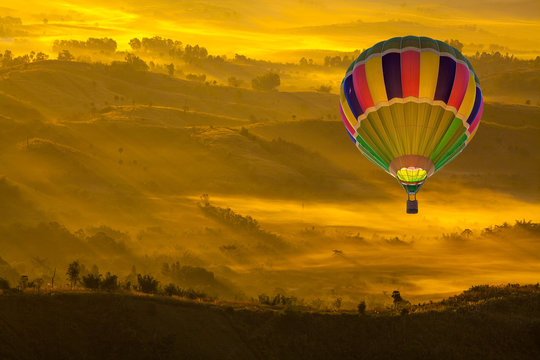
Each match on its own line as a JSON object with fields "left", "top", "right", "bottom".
{"left": 0, "top": 284, "right": 539, "bottom": 360}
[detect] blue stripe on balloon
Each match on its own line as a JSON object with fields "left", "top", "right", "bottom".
{"left": 467, "top": 87, "right": 483, "bottom": 125}
{"left": 382, "top": 52, "right": 403, "bottom": 100}
{"left": 434, "top": 56, "right": 456, "bottom": 103}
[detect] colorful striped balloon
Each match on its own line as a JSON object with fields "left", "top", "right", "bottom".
{"left": 339, "top": 36, "right": 483, "bottom": 213}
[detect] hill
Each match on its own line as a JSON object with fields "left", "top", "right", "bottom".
{"left": 0, "top": 60, "right": 538, "bottom": 302}
{"left": 0, "top": 285, "right": 539, "bottom": 359}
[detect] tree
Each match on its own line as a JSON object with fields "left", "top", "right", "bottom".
{"left": 137, "top": 274, "right": 159, "bottom": 294}
{"left": 445, "top": 39, "right": 464, "bottom": 52}
{"left": 66, "top": 261, "right": 81, "bottom": 288}
{"left": 252, "top": 72, "right": 280, "bottom": 91}
{"left": 333, "top": 297, "right": 342, "bottom": 311}
{"left": 100, "top": 272, "right": 119, "bottom": 291}
{"left": 228, "top": 76, "right": 243, "bottom": 87}
{"left": 82, "top": 273, "right": 101, "bottom": 290}
{"left": 34, "top": 52, "right": 48, "bottom": 62}
{"left": 129, "top": 38, "right": 141, "bottom": 50}
{"left": 19, "top": 275, "right": 29, "bottom": 290}
{"left": 392, "top": 290, "right": 411, "bottom": 311}
{"left": 461, "top": 229, "right": 473, "bottom": 238}
{"left": 166, "top": 63, "right": 174, "bottom": 76}
{"left": 0, "top": 277, "right": 10, "bottom": 290}
{"left": 125, "top": 53, "right": 148, "bottom": 71}
{"left": 2, "top": 50, "right": 12, "bottom": 67}
{"left": 391, "top": 290, "right": 403, "bottom": 303}
{"left": 58, "top": 50, "right": 74, "bottom": 61}
{"left": 357, "top": 300, "right": 366, "bottom": 315}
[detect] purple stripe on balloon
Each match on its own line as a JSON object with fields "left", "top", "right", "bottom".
{"left": 382, "top": 52, "right": 403, "bottom": 100}
{"left": 434, "top": 56, "right": 456, "bottom": 103}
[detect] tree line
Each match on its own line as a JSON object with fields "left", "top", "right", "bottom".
{"left": 0, "top": 260, "right": 212, "bottom": 302}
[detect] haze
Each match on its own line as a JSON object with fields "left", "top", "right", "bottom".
{"left": 0, "top": 0, "right": 538, "bottom": 308}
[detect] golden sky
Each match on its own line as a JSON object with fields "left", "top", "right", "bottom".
{"left": 1, "top": 0, "right": 539, "bottom": 60}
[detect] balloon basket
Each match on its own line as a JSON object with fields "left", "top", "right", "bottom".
{"left": 406, "top": 200, "right": 418, "bottom": 214}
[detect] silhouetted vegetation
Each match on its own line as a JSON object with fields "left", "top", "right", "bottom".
{"left": 258, "top": 293, "right": 298, "bottom": 307}
{"left": 137, "top": 274, "right": 159, "bottom": 294}
{"left": 0, "top": 284, "right": 539, "bottom": 359}
{"left": 82, "top": 273, "right": 101, "bottom": 290}
{"left": 227, "top": 76, "right": 243, "bottom": 87}
{"left": 444, "top": 39, "right": 464, "bottom": 52}
{"left": 66, "top": 261, "right": 81, "bottom": 288}
{"left": 198, "top": 196, "right": 286, "bottom": 248}
{"left": 162, "top": 262, "right": 214, "bottom": 287}
{"left": 57, "top": 50, "right": 75, "bottom": 61}
{"left": 163, "top": 283, "right": 208, "bottom": 300}
{"left": 252, "top": 72, "right": 280, "bottom": 91}
{"left": 0, "top": 16, "right": 24, "bottom": 37}
{"left": 186, "top": 73, "right": 206, "bottom": 82}
{"left": 316, "top": 84, "right": 332, "bottom": 93}
{"left": 100, "top": 272, "right": 119, "bottom": 291}
{"left": 0, "top": 277, "right": 9, "bottom": 290}
{"left": 357, "top": 300, "right": 366, "bottom": 315}
{"left": 53, "top": 38, "right": 117, "bottom": 53}
{"left": 129, "top": 36, "right": 211, "bottom": 64}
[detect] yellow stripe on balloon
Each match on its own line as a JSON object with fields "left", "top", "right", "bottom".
{"left": 457, "top": 72, "right": 477, "bottom": 121}
{"left": 418, "top": 51, "right": 439, "bottom": 99}
{"left": 339, "top": 85, "right": 358, "bottom": 130}
{"left": 364, "top": 56, "right": 388, "bottom": 106}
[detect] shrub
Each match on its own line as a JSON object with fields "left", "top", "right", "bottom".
{"left": 100, "top": 272, "right": 119, "bottom": 291}
{"left": 252, "top": 72, "right": 280, "bottom": 91}
{"left": 164, "top": 283, "right": 207, "bottom": 300}
{"left": 258, "top": 294, "right": 270, "bottom": 305}
{"left": 316, "top": 85, "right": 332, "bottom": 93}
{"left": 82, "top": 273, "right": 101, "bottom": 290}
{"left": 137, "top": 274, "right": 159, "bottom": 294}
{"left": 164, "top": 283, "right": 180, "bottom": 296}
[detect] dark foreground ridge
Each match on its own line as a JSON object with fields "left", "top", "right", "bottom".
{"left": 0, "top": 285, "right": 539, "bottom": 360}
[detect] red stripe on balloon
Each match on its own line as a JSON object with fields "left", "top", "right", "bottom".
{"left": 352, "top": 64, "right": 374, "bottom": 110}
{"left": 447, "top": 63, "right": 469, "bottom": 110}
{"left": 400, "top": 50, "right": 420, "bottom": 97}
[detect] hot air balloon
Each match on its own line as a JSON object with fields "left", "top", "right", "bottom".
{"left": 339, "top": 36, "right": 483, "bottom": 214}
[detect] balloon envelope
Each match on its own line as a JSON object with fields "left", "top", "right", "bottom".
{"left": 339, "top": 36, "right": 483, "bottom": 196}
